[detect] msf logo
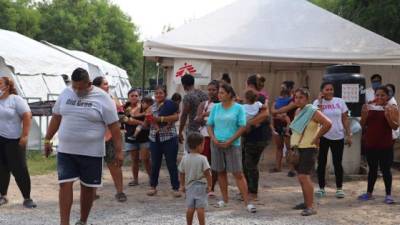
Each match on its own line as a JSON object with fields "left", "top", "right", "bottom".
{"left": 176, "top": 62, "right": 197, "bottom": 77}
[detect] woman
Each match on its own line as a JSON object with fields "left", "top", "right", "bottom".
{"left": 123, "top": 89, "right": 152, "bottom": 186}
{"left": 92, "top": 77, "right": 127, "bottom": 202}
{"left": 195, "top": 80, "right": 220, "bottom": 196}
{"left": 147, "top": 86, "right": 181, "bottom": 197}
{"left": 207, "top": 83, "right": 256, "bottom": 213}
{"left": 313, "top": 81, "right": 352, "bottom": 199}
{"left": 0, "top": 77, "right": 36, "bottom": 208}
{"left": 359, "top": 86, "right": 399, "bottom": 204}
{"left": 290, "top": 88, "right": 331, "bottom": 216}
{"left": 270, "top": 81, "right": 296, "bottom": 177}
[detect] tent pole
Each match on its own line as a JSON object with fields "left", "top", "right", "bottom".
{"left": 142, "top": 56, "right": 146, "bottom": 92}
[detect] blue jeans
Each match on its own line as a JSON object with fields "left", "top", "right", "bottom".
{"left": 150, "top": 137, "right": 179, "bottom": 190}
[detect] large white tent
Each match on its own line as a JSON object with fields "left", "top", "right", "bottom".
{"left": 0, "top": 29, "right": 91, "bottom": 149}
{"left": 43, "top": 41, "right": 131, "bottom": 99}
{"left": 144, "top": 0, "right": 400, "bottom": 100}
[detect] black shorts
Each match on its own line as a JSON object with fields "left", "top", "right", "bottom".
{"left": 57, "top": 152, "right": 103, "bottom": 187}
{"left": 295, "top": 148, "right": 317, "bottom": 175}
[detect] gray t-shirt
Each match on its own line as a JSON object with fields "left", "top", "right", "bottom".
{"left": 0, "top": 95, "right": 30, "bottom": 139}
{"left": 53, "top": 87, "right": 119, "bottom": 157}
{"left": 183, "top": 89, "right": 208, "bottom": 133}
{"left": 178, "top": 153, "right": 210, "bottom": 188}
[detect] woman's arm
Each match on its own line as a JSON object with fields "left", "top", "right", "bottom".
{"left": 385, "top": 105, "right": 399, "bottom": 129}
{"left": 311, "top": 110, "right": 332, "bottom": 146}
{"left": 271, "top": 101, "right": 297, "bottom": 115}
{"left": 157, "top": 112, "right": 179, "bottom": 123}
{"left": 341, "top": 111, "right": 352, "bottom": 146}
{"left": 360, "top": 104, "right": 368, "bottom": 128}
{"left": 19, "top": 112, "right": 32, "bottom": 148}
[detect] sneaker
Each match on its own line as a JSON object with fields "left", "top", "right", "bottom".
{"left": 172, "top": 190, "right": 182, "bottom": 198}
{"left": 335, "top": 189, "right": 345, "bottom": 199}
{"left": 292, "top": 203, "right": 306, "bottom": 210}
{"left": 287, "top": 171, "right": 296, "bottom": 177}
{"left": 301, "top": 208, "right": 317, "bottom": 216}
{"left": 115, "top": 192, "right": 127, "bottom": 202}
{"left": 215, "top": 200, "right": 227, "bottom": 208}
{"left": 0, "top": 196, "right": 8, "bottom": 206}
{"left": 315, "top": 189, "right": 326, "bottom": 198}
{"left": 384, "top": 195, "right": 395, "bottom": 204}
{"left": 247, "top": 204, "right": 256, "bottom": 213}
{"left": 23, "top": 198, "right": 37, "bottom": 208}
{"left": 358, "top": 193, "right": 374, "bottom": 201}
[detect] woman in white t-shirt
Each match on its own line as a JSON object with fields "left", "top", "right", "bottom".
{"left": 313, "top": 81, "right": 352, "bottom": 199}
{"left": 0, "top": 77, "right": 36, "bottom": 208}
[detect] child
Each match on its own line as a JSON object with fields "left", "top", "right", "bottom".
{"left": 179, "top": 132, "right": 212, "bottom": 225}
{"left": 243, "top": 89, "right": 264, "bottom": 121}
{"left": 171, "top": 92, "right": 182, "bottom": 110}
{"left": 131, "top": 96, "right": 154, "bottom": 138}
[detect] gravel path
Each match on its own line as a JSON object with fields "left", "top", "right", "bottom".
{"left": 1, "top": 167, "right": 400, "bottom": 225}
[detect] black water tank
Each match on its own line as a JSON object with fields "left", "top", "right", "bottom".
{"left": 323, "top": 65, "right": 366, "bottom": 117}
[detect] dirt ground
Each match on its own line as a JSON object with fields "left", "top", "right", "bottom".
{"left": 1, "top": 149, "right": 400, "bottom": 225}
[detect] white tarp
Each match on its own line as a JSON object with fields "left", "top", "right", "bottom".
{"left": 144, "top": 0, "right": 400, "bottom": 65}
{"left": 43, "top": 41, "right": 132, "bottom": 99}
{"left": 173, "top": 59, "right": 211, "bottom": 85}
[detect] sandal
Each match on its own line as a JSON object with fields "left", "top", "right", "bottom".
{"left": 75, "top": 221, "right": 86, "bottom": 225}
{"left": 292, "top": 203, "right": 306, "bottom": 210}
{"left": 172, "top": 190, "right": 182, "bottom": 198}
{"left": 215, "top": 200, "right": 227, "bottom": 208}
{"left": 315, "top": 189, "right": 326, "bottom": 198}
{"left": 0, "top": 196, "right": 8, "bottom": 206}
{"left": 208, "top": 191, "right": 216, "bottom": 198}
{"left": 23, "top": 198, "right": 37, "bottom": 208}
{"left": 287, "top": 171, "right": 296, "bottom": 177}
{"left": 335, "top": 189, "right": 345, "bottom": 199}
{"left": 128, "top": 180, "right": 139, "bottom": 187}
{"left": 301, "top": 208, "right": 317, "bottom": 216}
{"left": 146, "top": 188, "right": 157, "bottom": 196}
{"left": 115, "top": 192, "right": 127, "bottom": 202}
{"left": 247, "top": 204, "right": 257, "bottom": 213}
{"left": 384, "top": 195, "right": 395, "bottom": 204}
{"left": 358, "top": 193, "right": 374, "bottom": 201}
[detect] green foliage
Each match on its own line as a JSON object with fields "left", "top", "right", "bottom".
{"left": 0, "top": 0, "right": 41, "bottom": 38}
{"left": 27, "top": 150, "right": 56, "bottom": 176}
{"left": 0, "top": 0, "right": 144, "bottom": 87}
{"left": 310, "top": 0, "right": 400, "bottom": 44}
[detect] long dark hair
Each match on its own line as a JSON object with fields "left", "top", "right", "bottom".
{"left": 92, "top": 76, "right": 105, "bottom": 87}
{"left": 220, "top": 83, "right": 236, "bottom": 99}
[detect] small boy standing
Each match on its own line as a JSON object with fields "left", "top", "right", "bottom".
{"left": 179, "top": 132, "right": 212, "bottom": 225}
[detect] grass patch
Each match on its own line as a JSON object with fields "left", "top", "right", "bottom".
{"left": 27, "top": 150, "right": 56, "bottom": 176}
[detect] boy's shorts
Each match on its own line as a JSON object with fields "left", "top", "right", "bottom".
{"left": 186, "top": 182, "right": 208, "bottom": 209}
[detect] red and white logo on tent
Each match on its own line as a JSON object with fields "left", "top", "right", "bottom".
{"left": 175, "top": 62, "right": 197, "bottom": 77}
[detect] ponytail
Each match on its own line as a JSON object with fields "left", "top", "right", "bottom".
{"left": 0, "top": 77, "right": 18, "bottom": 95}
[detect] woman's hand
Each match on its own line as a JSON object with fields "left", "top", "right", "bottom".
{"left": 345, "top": 134, "right": 352, "bottom": 147}
{"left": 19, "top": 136, "right": 28, "bottom": 150}
{"left": 361, "top": 104, "right": 369, "bottom": 118}
{"left": 311, "top": 137, "right": 320, "bottom": 148}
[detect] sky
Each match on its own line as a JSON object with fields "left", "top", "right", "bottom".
{"left": 111, "top": 0, "right": 236, "bottom": 40}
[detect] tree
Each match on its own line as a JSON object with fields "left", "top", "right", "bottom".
{"left": 36, "top": 0, "right": 143, "bottom": 86}
{"left": 0, "top": 0, "right": 41, "bottom": 38}
{"left": 310, "top": 0, "right": 400, "bottom": 44}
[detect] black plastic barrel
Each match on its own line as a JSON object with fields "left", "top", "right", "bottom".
{"left": 323, "top": 65, "right": 365, "bottom": 117}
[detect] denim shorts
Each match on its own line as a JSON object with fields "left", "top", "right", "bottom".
{"left": 57, "top": 152, "right": 103, "bottom": 187}
{"left": 124, "top": 141, "right": 150, "bottom": 151}
{"left": 186, "top": 182, "right": 208, "bottom": 208}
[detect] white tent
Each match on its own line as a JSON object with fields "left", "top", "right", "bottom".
{"left": 144, "top": 0, "right": 400, "bottom": 100}
{"left": 145, "top": 0, "right": 400, "bottom": 65}
{"left": 0, "top": 29, "right": 91, "bottom": 149}
{"left": 43, "top": 41, "right": 132, "bottom": 99}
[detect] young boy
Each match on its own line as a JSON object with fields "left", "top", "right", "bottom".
{"left": 179, "top": 132, "right": 212, "bottom": 225}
